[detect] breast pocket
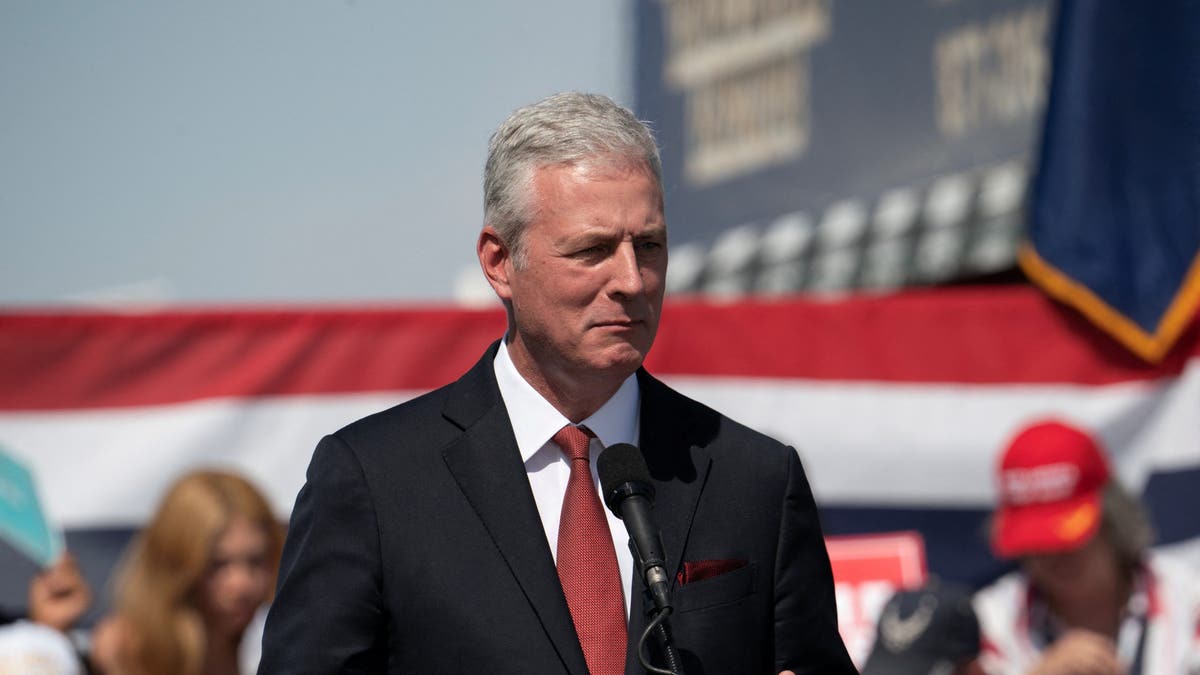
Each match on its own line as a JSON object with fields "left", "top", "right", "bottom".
{"left": 672, "top": 561, "right": 757, "bottom": 613}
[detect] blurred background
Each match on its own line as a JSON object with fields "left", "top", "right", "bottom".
{"left": 1, "top": 1, "right": 630, "bottom": 306}
{"left": 3, "top": 0, "right": 1040, "bottom": 307}
{"left": 3, "top": 0, "right": 1198, "bottom": 668}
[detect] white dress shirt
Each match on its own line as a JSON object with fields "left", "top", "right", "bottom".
{"left": 493, "top": 340, "right": 638, "bottom": 617}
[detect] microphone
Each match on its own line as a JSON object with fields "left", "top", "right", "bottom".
{"left": 597, "top": 443, "right": 671, "bottom": 613}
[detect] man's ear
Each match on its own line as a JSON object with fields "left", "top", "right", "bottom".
{"left": 477, "top": 225, "right": 514, "bottom": 303}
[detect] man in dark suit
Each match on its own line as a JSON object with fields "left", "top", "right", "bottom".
{"left": 258, "top": 92, "right": 854, "bottom": 675}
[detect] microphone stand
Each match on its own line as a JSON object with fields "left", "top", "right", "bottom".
{"left": 632, "top": 546, "right": 686, "bottom": 675}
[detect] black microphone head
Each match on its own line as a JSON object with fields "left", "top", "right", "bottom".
{"left": 597, "top": 443, "right": 654, "bottom": 515}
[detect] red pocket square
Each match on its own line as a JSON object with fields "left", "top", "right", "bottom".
{"left": 676, "top": 558, "right": 748, "bottom": 585}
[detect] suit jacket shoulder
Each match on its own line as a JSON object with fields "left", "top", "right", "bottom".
{"left": 637, "top": 368, "right": 795, "bottom": 474}
{"left": 329, "top": 342, "right": 505, "bottom": 463}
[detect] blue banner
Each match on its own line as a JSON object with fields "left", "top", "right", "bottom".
{"left": 635, "top": 0, "right": 1052, "bottom": 293}
{"left": 635, "top": 0, "right": 1048, "bottom": 245}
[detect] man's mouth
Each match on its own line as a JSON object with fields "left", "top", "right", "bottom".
{"left": 594, "top": 322, "right": 641, "bottom": 332}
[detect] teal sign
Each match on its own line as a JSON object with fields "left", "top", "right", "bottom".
{"left": 0, "top": 445, "right": 62, "bottom": 566}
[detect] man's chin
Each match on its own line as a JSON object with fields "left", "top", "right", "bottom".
{"left": 586, "top": 342, "right": 650, "bottom": 375}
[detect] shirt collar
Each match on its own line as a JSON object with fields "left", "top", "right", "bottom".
{"left": 493, "top": 340, "right": 640, "bottom": 463}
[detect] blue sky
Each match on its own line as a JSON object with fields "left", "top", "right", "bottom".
{"left": 1, "top": 2, "right": 629, "bottom": 306}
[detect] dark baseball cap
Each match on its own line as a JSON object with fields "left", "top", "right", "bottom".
{"left": 861, "top": 581, "right": 980, "bottom": 675}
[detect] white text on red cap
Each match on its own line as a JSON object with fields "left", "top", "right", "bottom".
{"left": 1002, "top": 463, "right": 1080, "bottom": 504}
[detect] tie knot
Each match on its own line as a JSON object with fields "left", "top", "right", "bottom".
{"left": 553, "top": 424, "right": 593, "bottom": 462}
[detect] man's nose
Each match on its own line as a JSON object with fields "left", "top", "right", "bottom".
{"left": 609, "top": 241, "right": 646, "bottom": 297}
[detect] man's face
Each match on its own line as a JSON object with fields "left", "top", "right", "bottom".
{"left": 1023, "top": 532, "right": 1121, "bottom": 603}
{"left": 489, "top": 161, "right": 667, "bottom": 389}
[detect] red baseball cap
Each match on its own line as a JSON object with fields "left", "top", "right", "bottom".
{"left": 992, "top": 419, "right": 1111, "bottom": 558}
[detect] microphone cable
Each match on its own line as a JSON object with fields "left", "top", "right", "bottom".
{"left": 638, "top": 606, "right": 684, "bottom": 675}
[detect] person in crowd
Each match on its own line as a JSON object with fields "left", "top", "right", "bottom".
{"left": 258, "top": 91, "right": 854, "bottom": 674}
{"left": 25, "top": 554, "right": 94, "bottom": 633}
{"left": 973, "top": 419, "right": 1200, "bottom": 674}
{"left": 90, "top": 469, "right": 283, "bottom": 675}
{"left": 0, "top": 553, "right": 93, "bottom": 631}
{"left": 0, "top": 554, "right": 93, "bottom": 674}
{"left": 861, "top": 579, "right": 984, "bottom": 675}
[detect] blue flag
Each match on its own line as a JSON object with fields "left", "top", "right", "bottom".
{"left": 1020, "top": 0, "right": 1200, "bottom": 362}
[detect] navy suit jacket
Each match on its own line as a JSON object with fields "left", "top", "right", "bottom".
{"left": 258, "top": 343, "right": 854, "bottom": 674}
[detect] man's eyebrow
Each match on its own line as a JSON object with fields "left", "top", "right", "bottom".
{"left": 634, "top": 226, "right": 668, "bottom": 240}
{"left": 567, "top": 230, "right": 618, "bottom": 245}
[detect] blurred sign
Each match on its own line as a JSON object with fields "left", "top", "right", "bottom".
{"left": 826, "top": 531, "right": 928, "bottom": 665}
{"left": 635, "top": 0, "right": 1051, "bottom": 294}
{"left": 0, "top": 445, "right": 62, "bottom": 567}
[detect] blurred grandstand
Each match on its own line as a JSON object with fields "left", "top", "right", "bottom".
{"left": 639, "top": 0, "right": 1049, "bottom": 300}
{"left": 666, "top": 159, "right": 1028, "bottom": 296}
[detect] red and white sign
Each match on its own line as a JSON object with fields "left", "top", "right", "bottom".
{"left": 827, "top": 531, "right": 928, "bottom": 666}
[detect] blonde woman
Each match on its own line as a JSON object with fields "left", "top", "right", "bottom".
{"left": 91, "top": 470, "right": 284, "bottom": 675}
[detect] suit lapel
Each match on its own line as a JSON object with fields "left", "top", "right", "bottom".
{"left": 626, "top": 370, "right": 714, "bottom": 670}
{"left": 440, "top": 344, "right": 590, "bottom": 675}
{"left": 636, "top": 369, "right": 713, "bottom": 586}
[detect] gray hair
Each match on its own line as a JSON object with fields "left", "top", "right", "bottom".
{"left": 1099, "top": 481, "right": 1154, "bottom": 572}
{"left": 483, "top": 92, "right": 663, "bottom": 267}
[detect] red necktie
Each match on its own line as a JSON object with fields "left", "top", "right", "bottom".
{"left": 553, "top": 424, "right": 627, "bottom": 675}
